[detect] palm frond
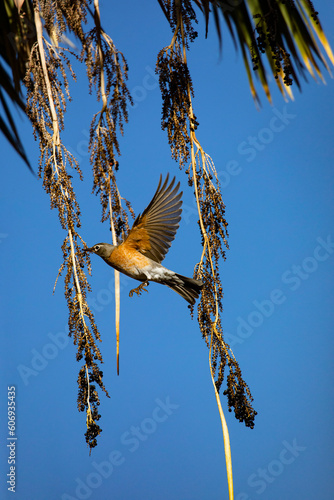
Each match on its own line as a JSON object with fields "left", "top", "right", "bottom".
{"left": 0, "top": 83, "right": 32, "bottom": 170}
{"left": 0, "top": 0, "right": 35, "bottom": 171}
{"left": 192, "top": 0, "right": 333, "bottom": 103}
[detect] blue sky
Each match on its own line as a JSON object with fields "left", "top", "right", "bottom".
{"left": 1, "top": 2, "right": 334, "bottom": 499}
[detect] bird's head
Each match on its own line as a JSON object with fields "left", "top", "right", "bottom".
{"left": 84, "top": 243, "right": 116, "bottom": 259}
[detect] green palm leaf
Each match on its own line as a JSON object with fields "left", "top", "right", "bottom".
{"left": 193, "top": 0, "right": 334, "bottom": 103}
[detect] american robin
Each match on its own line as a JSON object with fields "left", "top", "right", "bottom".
{"left": 85, "top": 174, "right": 203, "bottom": 305}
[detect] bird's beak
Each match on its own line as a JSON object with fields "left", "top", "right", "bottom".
{"left": 84, "top": 247, "right": 93, "bottom": 253}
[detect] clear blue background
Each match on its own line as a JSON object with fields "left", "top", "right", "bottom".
{"left": 1, "top": 2, "right": 334, "bottom": 499}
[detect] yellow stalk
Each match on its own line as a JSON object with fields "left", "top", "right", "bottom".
{"left": 178, "top": 9, "right": 234, "bottom": 499}
{"left": 108, "top": 189, "right": 120, "bottom": 375}
{"left": 34, "top": 3, "right": 93, "bottom": 423}
{"left": 94, "top": 0, "right": 121, "bottom": 375}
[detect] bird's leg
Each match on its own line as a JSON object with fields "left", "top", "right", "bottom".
{"left": 129, "top": 281, "right": 149, "bottom": 298}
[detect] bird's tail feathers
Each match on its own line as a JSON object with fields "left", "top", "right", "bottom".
{"left": 167, "top": 273, "right": 203, "bottom": 305}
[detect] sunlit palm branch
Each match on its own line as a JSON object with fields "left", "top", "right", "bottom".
{"left": 2, "top": 0, "right": 334, "bottom": 169}
{"left": 192, "top": 0, "right": 334, "bottom": 104}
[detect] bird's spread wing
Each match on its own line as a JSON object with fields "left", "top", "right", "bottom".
{"left": 123, "top": 174, "right": 182, "bottom": 263}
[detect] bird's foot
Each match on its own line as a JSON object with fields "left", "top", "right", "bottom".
{"left": 129, "top": 281, "right": 149, "bottom": 298}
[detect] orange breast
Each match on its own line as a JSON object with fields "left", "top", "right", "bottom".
{"left": 107, "top": 243, "right": 151, "bottom": 278}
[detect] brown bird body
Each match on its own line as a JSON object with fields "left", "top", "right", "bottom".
{"left": 86, "top": 174, "right": 203, "bottom": 305}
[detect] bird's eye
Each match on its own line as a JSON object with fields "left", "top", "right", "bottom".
{"left": 94, "top": 245, "right": 100, "bottom": 252}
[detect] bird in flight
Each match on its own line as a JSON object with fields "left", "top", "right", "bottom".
{"left": 85, "top": 174, "right": 203, "bottom": 305}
